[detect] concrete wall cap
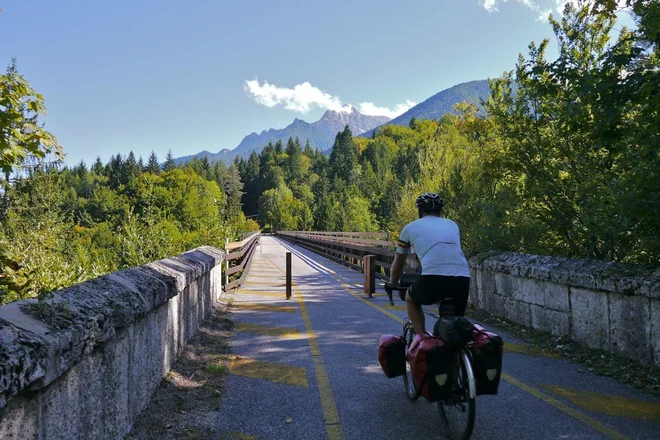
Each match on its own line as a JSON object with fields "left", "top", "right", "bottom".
{"left": 0, "top": 246, "right": 223, "bottom": 411}
{"left": 469, "top": 251, "right": 659, "bottom": 298}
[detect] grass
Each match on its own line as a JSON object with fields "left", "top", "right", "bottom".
{"left": 126, "top": 294, "right": 236, "bottom": 439}
{"left": 207, "top": 363, "right": 228, "bottom": 375}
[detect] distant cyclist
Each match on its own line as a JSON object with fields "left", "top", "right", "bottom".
{"left": 389, "top": 193, "right": 470, "bottom": 335}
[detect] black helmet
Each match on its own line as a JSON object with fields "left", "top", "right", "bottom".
{"left": 415, "top": 192, "right": 443, "bottom": 214}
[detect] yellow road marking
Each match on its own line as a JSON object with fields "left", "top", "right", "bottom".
{"left": 220, "top": 432, "right": 261, "bottom": 440}
{"left": 236, "top": 322, "right": 305, "bottom": 339}
{"left": 503, "top": 375, "right": 628, "bottom": 439}
{"left": 384, "top": 304, "right": 407, "bottom": 311}
{"left": 243, "top": 281, "right": 285, "bottom": 287}
{"left": 542, "top": 384, "right": 660, "bottom": 421}
{"left": 235, "top": 303, "right": 296, "bottom": 313}
{"left": 236, "top": 290, "right": 286, "bottom": 298}
{"left": 229, "top": 357, "right": 308, "bottom": 388}
{"left": 506, "top": 343, "right": 556, "bottom": 358}
{"left": 263, "top": 253, "right": 345, "bottom": 440}
{"left": 320, "top": 260, "right": 630, "bottom": 440}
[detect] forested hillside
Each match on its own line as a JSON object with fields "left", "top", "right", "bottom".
{"left": 0, "top": 66, "right": 257, "bottom": 305}
{"left": 237, "top": 2, "right": 660, "bottom": 266}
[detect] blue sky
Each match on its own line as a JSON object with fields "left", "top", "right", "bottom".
{"left": 0, "top": 0, "right": 633, "bottom": 166}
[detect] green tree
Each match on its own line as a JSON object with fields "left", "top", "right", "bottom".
{"left": 145, "top": 151, "right": 160, "bottom": 174}
{"left": 162, "top": 150, "right": 176, "bottom": 172}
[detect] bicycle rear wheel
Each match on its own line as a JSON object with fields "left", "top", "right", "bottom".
{"left": 438, "top": 349, "right": 476, "bottom": 440}
{"left": 402, "top": 318, "right": 419, "bottom": 401}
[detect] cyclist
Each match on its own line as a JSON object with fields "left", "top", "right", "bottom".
{"left": 389, "top": 192, "right": 470, "bottom": 335}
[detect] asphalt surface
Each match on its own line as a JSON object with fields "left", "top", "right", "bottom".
{"left": 213, "top": 236, "right": 660, "bottom": 440}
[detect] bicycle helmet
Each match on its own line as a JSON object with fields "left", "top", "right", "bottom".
{"left": 415, "top": 192, "right": 443, "bottom": 215}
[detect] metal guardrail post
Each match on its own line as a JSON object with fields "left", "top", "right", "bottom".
{"left": 286, "top": 252, "right": 292, "bottom": 300}
{"left": 224, "top": 238, "right": 229, "bottom": 288}
{"left": 364, "top": 255, "right": 375, "bottom": 297}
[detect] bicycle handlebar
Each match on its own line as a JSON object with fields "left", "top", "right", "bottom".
{"left": 384, "top": 281, "right": 410, "bottom": 306}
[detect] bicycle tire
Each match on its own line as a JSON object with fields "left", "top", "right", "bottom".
{"left": 402, "top": 318, "right": 420, "bottom": 401}
{"left": 438, "top": 349, "right": 476, "bottom": 440}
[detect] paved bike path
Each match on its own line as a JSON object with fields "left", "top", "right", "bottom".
{"left": 215, "top": 236, "right": 660, "bottom": 439}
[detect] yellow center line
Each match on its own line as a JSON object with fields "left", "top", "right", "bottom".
{"left": 262, "top": 253, "right": 345, "bottom": 440}
{"left": 317, "top": 255, "right": 630, "bottom": 440}
{"left": 541, "top": 384, "right": 660, "bottom": 421}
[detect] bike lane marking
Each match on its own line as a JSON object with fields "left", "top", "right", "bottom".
{"left": 229, "top": 357, "right": 309, "bottom": 388}
{"left": 262, "top": 253, "right": 346, "bottom": 440}
{"left": 541, "top": 385, "right": 660, "bottom": 421}
{"left": 319, "top": 261, "right": 631, "bottom": 440}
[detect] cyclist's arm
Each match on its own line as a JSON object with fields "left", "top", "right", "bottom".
{"left": 390, "top": 227, "right": 411, "bottom": 287}
{"left": 390, "top": 252, "right": 407, "bottom": 287}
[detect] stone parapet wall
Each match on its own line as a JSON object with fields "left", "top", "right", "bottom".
{"left": 468, "top": 252, "right": 660, "bottom": 366}
{"left": 0, "top": 246, "right": 224, "bottom": 440}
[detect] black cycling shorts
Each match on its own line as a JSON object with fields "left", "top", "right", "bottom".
{"left": 407, "top": 275, "right": 470, "bottom": 316}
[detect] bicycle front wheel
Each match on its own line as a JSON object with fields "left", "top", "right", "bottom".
{"left": 438, "top": 349, "right": 476, "bottom": 440}
{"left": 402, "top": 318, "right": 419, "bottom": 401}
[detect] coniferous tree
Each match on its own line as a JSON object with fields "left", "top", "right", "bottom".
{"left": 91, "top": 157, "right": 104, "bottom": 175}
{"left": 162, "top": 150, "right": 176, "bottom": 172}
{"left": 145, "top": 151, "right": 160, "bottom": 174}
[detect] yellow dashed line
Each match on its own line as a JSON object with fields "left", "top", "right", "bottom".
{"left": 235, "top": 303, "right": 296, "bottom": 313}
{"left": 263, "top": 253, "right": 345, "bottom": 440}
{"left": 242, "top": 280, "right": 286, "bottom": 286}
{"left": 542, "top": 384, "right": 660, "bottom": 421}
{"left": 507, "top": 343, "right": 557, "bottom": 358}
{"left": 236, "top": 322, "right": 305, "bottom": 339}
{"left": 320, "top": 260, "right": 630, "bottom": 440}
{"left": 229, "top": 357, "right": 308, "bottom": 388}
{"left": 236, "top": 290, "right": 286, "bottom": 298}
{"left": 220, "top": 432, "right": 261, "bottom": 440}
{"left": 504, "top": 375, "right": 628, "bottom": 439}
{"left": 384, "top": 304, "right": 407, "bottom": 311}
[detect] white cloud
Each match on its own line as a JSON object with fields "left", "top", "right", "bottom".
{"left": 358, "top": 100, "right": 416, "bottom": 118}
{"left": 244, "top": 79, "right": 414, "bottom": 118}
{"left": 482, "top": 0, "right": 499, "bottom": 12}
{"left": 244, "top": 79, "right": 347, "bottom": 113}
{"left": 481, "top": 0, "right": 629, "bottom": 21}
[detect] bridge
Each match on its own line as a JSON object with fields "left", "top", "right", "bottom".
{"left": 1, "top": 233, "right": 659, "bottom": 439}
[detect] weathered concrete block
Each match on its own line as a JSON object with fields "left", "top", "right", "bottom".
{"left": 520, "top": 278, "right": 546, "bottom": 306}
{"left": 543, "top": 282, "right": 570, "bottom": 312}
{"left": 41, "top": 343, "right": 105, "bottom": 440}
{"left": 530, "top": 305, "right": 570, "bottom": 336}
{"left": 482, "top": 293, "right": 506, "bottom": 317}
{"left": 651, "top": 299, "right": 660, "bottom": 365}
{"left": 99, "top": 329, "right": 130, "bottom": 439}
{"left": 609, "top": 293, "right": 652, "bottom": 363}
{"left": 504, "top": 298, "right": 531, "bottom": 327}
{"left": 479, "top": 271, "right": 496, "bottom": 296}
{"left": 468, "top": 271, "right": 483, "bottom": 309}
{"left": 570, "top": 288, "right": 609, "bottom": 350}
{"left": 128, "top": 306, "right": 168, "bottom": 424}
{"left": 495, "top": 273, "right": 522, "bottom": 300}
{"left": 0, "top": 394, "right": 38, "bottom": 440}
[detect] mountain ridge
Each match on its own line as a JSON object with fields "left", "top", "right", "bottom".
{"left": 174, "top": 79, "right": 492, "bottom": 165}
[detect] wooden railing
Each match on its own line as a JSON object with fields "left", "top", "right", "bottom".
{"left": 276, "top": 231, "right": 420, "bottom": 282}
{"left": 223, "top": 232, "right": 260, "bottom": 291}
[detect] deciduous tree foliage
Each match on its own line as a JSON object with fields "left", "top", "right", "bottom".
{"left": 237, "top": 2, "right": 659, "bottom": 266}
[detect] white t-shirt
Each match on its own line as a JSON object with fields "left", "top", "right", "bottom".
{"left": 396, "top": 216, "right": 470, "bottom": 277}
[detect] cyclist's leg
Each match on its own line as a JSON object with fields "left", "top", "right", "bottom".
{"left": 405, "top": 291, "right": 425, "bottom": 335}
{"left": 447, "top": 276, "right": 470, "bottom": 316}
{"left": 406, "top": 276, "right": 441, "bottom": 334}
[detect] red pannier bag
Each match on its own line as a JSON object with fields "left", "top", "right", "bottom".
{"left": 408, "top": 333, "right": 453, "bottom": 402}
{"left": 378, "top": 335, "right": 406, "bottom": 378}
{"left": 470, "top": 324, "right": 503, "bottom": 395}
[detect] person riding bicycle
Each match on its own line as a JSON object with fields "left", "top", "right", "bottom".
{"left": 389, "top": 192, "right": 470, "bottom": 335}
